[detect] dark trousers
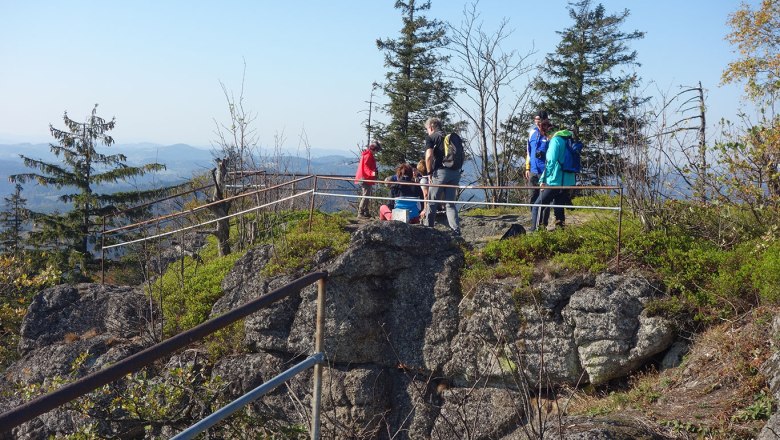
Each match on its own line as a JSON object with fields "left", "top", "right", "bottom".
{"left": 528, "top": 174, "right": 549, "bottom": 226}
{"left": 529, "top": 187, "right": 570, "bottom": 231}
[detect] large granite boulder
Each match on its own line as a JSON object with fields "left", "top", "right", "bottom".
{"left": 446, "top": 273, "right": 674, "bottom": 387}
{"left": 18, "top": 283, "right": 153, "bottom": 355}
{"left": 1, "top": 284, "right": 156, "bottom": 439}
{"left": 8, "top": 283, "right": 154, "bottom": 384}
{"left": 758, "top": 315, "right": 780, "bottom": 440}
{"left": 565, "top": 275, "right": 675, "bottom": 385}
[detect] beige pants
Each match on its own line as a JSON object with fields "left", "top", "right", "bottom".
{"left": 358, "top": 183, "right": 373, "bottom": 216}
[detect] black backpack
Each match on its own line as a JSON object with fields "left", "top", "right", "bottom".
{"left": 441, "top": 132, "right": 465, "bottom": 170}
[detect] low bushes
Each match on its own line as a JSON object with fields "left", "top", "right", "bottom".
{"left": 462, "top": 198, "right": 780, "bottom": 327}
{"left": 152, "top": 210, "right": 349, "bottom": 337}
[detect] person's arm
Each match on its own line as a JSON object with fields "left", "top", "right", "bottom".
{"left": 525, "top": 132, "right": 533, "bottom": 181}
{"left": 367, "top": 154, "right": 377, "bottom": 181}
{"left": 541, "top": 137, "right": 560, "bottom": 185}
{"left": 425, "top": 147, "right": 434, "bottom": 176}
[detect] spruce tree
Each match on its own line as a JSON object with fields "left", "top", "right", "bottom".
{"left": 376, "top": 0, "right": 453, "bottom": 166}
{"left": 0, "top": 184, "right": 29, "bottom": 258}
{"left": 533, "top": 0, "right": 646, "bottom": 184}
{"left": 9, "top": 104, "right": 166, "bottom": 266}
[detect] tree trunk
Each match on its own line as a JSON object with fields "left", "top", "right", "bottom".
{"left": 209, "top": 158, "right": 232, "bottom": 257}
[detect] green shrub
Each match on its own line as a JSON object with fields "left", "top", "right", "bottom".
{"left": 571, "top": 193, "right": 621, "bottom": 208}
{"left": 463, "top": 207, "right": 522, "bottom": 217}
{"left": 153, "top": 236, "right": 244, "bottom": 336}
{"left": 462, "top": 203, "right": 780, "bottom": 326}
{"left": 151, "top": 210, "right": 349, "bottom": 337}
{"left": 753, "top": 241, "right": 780, "bottom": 304}
{"left": 262, "top": 212, "right": 349, "bottom": 276}
{"left": 659, "top": 200, "right": 771, "bottom": 248}
{"left": 0, "top": 255, "right": 60, "bottom": 369}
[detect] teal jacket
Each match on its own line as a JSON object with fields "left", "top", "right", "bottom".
{"left": 540, "top": 130, "right": 576, "bottom": 186}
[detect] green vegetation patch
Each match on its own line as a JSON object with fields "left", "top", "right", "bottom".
{"left": 152, "top": 210, "right": 349, "bottom": 337}
{"left": 0, "top": 255, "right": 60, "bottom": 369}
{"left": 463, "top": 202, "right": 780, "bottom": 326}
{"left": 463, "top": 207, "right": 523, "bottom": 217}
{"left": 154, "top": 236, "right": 244, "bottom": 336}
{"left": 262, "top": 211, "right": 350, "bottom": 276}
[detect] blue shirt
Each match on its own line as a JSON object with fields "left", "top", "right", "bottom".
{"left": 527, "top": 126, "right": 548, "bottom": 175}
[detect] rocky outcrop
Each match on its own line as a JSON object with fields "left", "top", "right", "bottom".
{"left": 459, "top": 214, "right": 526, "bottom": 248}
{"left": 8, "top": 283, "right": 154, "bottom": 384}
{"left": 208, "top": 221, "right": 675, "bottom": 438}
{"left": 758, "top": 316, "right": 780, "bottom": 440}
{"left": 445, "top": 273, "right": 673, "bottom": 387}
{"left": 2, "top": 221, "right": 677, "bottom": 439}
{"left": 1, "top": 284, "right": 155, "bottom": 439}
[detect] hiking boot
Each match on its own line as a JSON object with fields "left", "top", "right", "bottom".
{"left": 547, "top": 220, "right": 565, "bottom": 231}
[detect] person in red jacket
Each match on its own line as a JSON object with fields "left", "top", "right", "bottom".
{"left": 354, "top": 139, "right": 381, "bottom": 218}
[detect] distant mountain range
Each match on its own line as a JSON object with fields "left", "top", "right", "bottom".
{"left": 0, "top": 143, "right": 358, "bottom": 212}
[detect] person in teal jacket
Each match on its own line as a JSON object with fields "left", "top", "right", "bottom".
{"left": 529, "top": 123, "right": 575, "bottom": 231}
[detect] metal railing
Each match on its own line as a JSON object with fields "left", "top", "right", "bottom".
{"left": 0, "top": 271, "right": 328, "bottom": 439}
{"left": 100, "top": 175, "right": 317, "bottom": 282}
{"left": 311, "top": 175, "right": 624, "bottom": 268}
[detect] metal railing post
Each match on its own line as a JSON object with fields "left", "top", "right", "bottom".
{"left": 101, "top": 216, "right": 106, "bottom": 285}
{"left": 616, "top": 186, "right": 624, "bottom": 271}
{"left": 308, "top": 176, "right": 319, "bottom": 233}
{"left": 311, "top": 276, "right": 326, "bottom": 440}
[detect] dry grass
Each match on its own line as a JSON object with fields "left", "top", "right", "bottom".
{"left": 81, "top": 328, "right": 99, "bottom": 339}
{"left": 567, "top": 307, "right": 777, "bottom": 439}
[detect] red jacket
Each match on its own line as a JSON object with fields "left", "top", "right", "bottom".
{"left": 354, "top": 149, "right": 377, "bottom": 185}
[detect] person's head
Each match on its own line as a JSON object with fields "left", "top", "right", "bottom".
{"left": 417, "top": 159, "right": 427, "bottom": 175}
{"left": 396, "top": 162, "right": 413, "bottom": 179}
{"left": 424, "top": 117, "right": 442, "bottom": 134}
{"left": 368, "top": 139, "right": 382, "bottom": 152}
{"left": 534, "top": 110, "right": 549, "bottom": 129}
{"left": 410, "top": 162, "right": 420, "bottom": 177}
{"left": 541, "top": 120, "right": 554, "bottom": 136}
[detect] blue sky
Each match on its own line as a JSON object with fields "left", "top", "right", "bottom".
{"left": 0, "top": 1, "right": 759, "bottom": 155}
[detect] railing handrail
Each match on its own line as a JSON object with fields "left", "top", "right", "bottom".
{"left": 0, "top": 271, "right": 328, "bottom": 433}
{"left": 104, "top": 170, "right": 268, "bottom": 220}
{"left": 103, "top": 174, "right": 314, "bottom": 235}
{"left": 322, "top": 175, "right": 621, "bottom": 191}
{"left": 102, "top": 189, "right": 313, "bottom": 250}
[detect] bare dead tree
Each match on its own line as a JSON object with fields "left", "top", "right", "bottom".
{"left": 447, "top": 1, "right": 535, "bottom": 203}
{"left": 361, "top": 82, "right": 381, "bottom": 148}
{"left": 619, "top": 83, "right": 713, "bottom": 231}
{"left": 656, "top": 83, "right": 709, "bottom": 203}
{"left": 212, "top": 60, "right": 261, "bottom": 251}
{"left": 208, "top": 158, "right": 231, "bottom": 257}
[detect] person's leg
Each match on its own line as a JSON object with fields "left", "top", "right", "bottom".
{"left": 529, "top": 188, "right": 558, "bottom": 231}
{"left": 358, "top": 183, "right": 372, "bottom": 217}
{"left": 379, "top": 204, "right": 392, "bottom": 220}
{"left": 528, "top": 174, "right": 540, "bottom": 212}
{"left": 425, "top": 173, "right": 444, "bottom": 227}
{"left": 529, "top": 174, "right": 549, "bottom": 226}
{"left": 552, "top": 189, "right": 571, "bottom": 226}
{"left": 442, "top": 169, "right": 460, "bottom": 234}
